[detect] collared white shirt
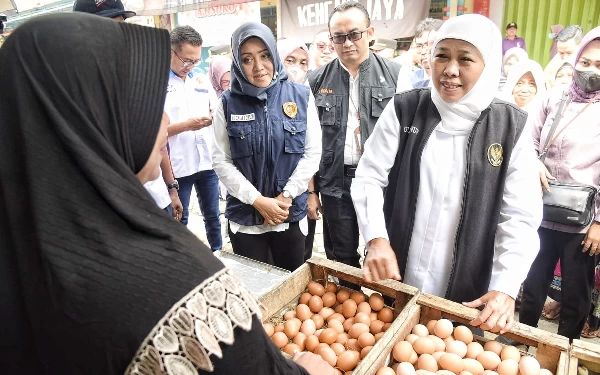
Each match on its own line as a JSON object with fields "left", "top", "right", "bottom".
{"left": 164, "top": 70, "right": 218, "bottom": 178}
{"left": 143, "top": 167, "right": 171, "bottom": 209}
{"left": 212, "top": 91, "right": 322, "bottom": 235}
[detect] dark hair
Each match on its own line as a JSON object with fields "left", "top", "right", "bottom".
{"left": 170, "top": 25, "right": 203, "bottom": 51}
{"left": 328, "top": 1, "right": 370, "bottom": 29}
{"left": 414, "top": 18, "right": 444, "bottom": 39}
{"left": 556, "top": 25, "right": 584, "bottom": 44}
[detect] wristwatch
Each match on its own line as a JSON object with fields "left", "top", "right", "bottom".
{"left": 282, "top": 190, "right": 292, "bottom": 199}
{"left": 167, "top": 180, "right": 179, "bottom": 191}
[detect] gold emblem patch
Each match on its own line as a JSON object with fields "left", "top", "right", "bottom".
{"left": 487, "top": 143, "right": 504, "bottom": 167}
{"left": 283, "top": 102, "right": 298, "bottom": 118}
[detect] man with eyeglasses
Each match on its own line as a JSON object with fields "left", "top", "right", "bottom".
{"left": 310, "top": 29, "right": 338, "bottom": 70}
{"left": 410, "top": 18, "right": 444, "bottom": 88}
{"left": 307, "top": 1, "right": 411, "bottom": 287}
{"left": 164, "top": 26, "right": 223, "bottom": 252}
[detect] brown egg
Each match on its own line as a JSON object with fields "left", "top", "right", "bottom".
{"left": 432, "top": 351, "right": 446, "bottom": 362}
{"left": 319, "top": 307, "right": 335, "bottom": 320}
{"left": 428, "top": 335, "right": 446, "bottom": 352}
{"left": 361, "top": 345, "right": 374, "bottom": 359}
{"left": 343, "top": 317, "right": 355, "bottom": 332}
{"left": 378, "top": 307, "right": 394, "bottom": 323}
{"left": 342, "top": 299, "right": 358, "bottom": 318}
{"left": 328, "top": 312, "right": 346, "bottom": 323}
{"left": 296, "top": 304, "right": 312, "bottom": 321}
{"left": 308, "top": 295, "right": 324, "bottom": 313}
{"left": 440, "top": 353, "right": 465, "bottom": 374}
{"left": 351, "top": 291, "right": 367, "bottom": 304}
{"left": 328, "top": 319, "right": 345, "bottom": 334}
{"left": 418, "top": 353, "right": 439, "bottom": 372}
{"left": 284, "top": 310, "right": 297, "bottom": 320}
{"left": 484, "top": 341, "right": 504, "bottom": 356}
{"left": 355, "top": 312, "right": 372, "bottom": 325}
{"left": 518, "top": 357, "right": 540, "bottom": 375}
{"left": 283, "top": 343, "right": 300, "bottom": 356}
{"left": 331, "top": 342, "right": 346, "bottom": 356}
{"left": 320, "top": 328, "right": 338, "bottom": 344}
{"left": 397, "top": 362, "right": 418, "bottom": 375}
{"left": 393, "top": 341, "right": 415, "bottom": 362}
{"left": 305, "top": 335, "right": 320, "bottom": 352}
{"left": 416, "top": 370, "right": 431, "bottom": 375}
{"left": 299, "top": 292, "right": 312, "bottom": 305}
{"left": 337, "top": 350, "right": 361, "bottom": 371}
{"left": 318, "top": 346, "right": 337, "bottom": 367}
{"left": 412, "top": 324, "right": 430, "bottom": 337}
{"left": 334, "top": 304, "right": 344, "bottom": 314}
{"left": 293, "top": 332, "right": 307, "bottom": 351}
{"left": 439, "top": 370, "right": 458, "bottom": 375}
{"left": 482, "top": 371, "right": 499, "bottom": 375}
{"left": 336, "top": 332, "right": 350, "bottom": 344}
{"left": 347, "top": 338, "right": 361, "bottom": 351}
{"left": 496, "top": 360, "right": 519, "bottom": 375}
{"left": 311, "top": 314, "right": 325, "bottom": 329}
{"left": 308, "top": 281, "right": 326, "bottom": 296}
{"left": 426, "top": 320, "right": 438, "bottom": 334}
{"left": 453, "top": 326, "right": 474, "bottom": 344}
{"left": 337, "top": 289, "right": 351, "bottom": 303}
{"left": 322, "top": 292, "right": 337, "bottom": 308}
{"left": 433, "top": 319, "right": 454, "bottom": 339}
{"left": 314, "top": 342, "right": 330, "bottom": 355}
{"left": 443, "top": 336, "right": 455, "bottom": 346}
{"left": 358, "top": 331, "right": 376, "bottom": 348}
{"left": 460, "top": 372, "right": 474, "bottom": 375}
{"left": 383, "top": 323, "right": 392, "bottom": 331}
{"left": 406, "top": 333, "right": 421, "bottom": 344}
{"left": 375, "top": 332, "right": 385, "bottom": 342}
{"left": 325, "top": 282, "right": 338, "bottom": 294}
{"left": 500, "top": 346, "right": 521, "bottom": 362}
{"left": 349, "top": 322, "right": 370, "bottom": 339}
{"left": 314, "top": 329, "right": 323, "bottom": 338}
{"left": 376, "top": 367, "right": 396, "bottom": 375}
{"left": 357, "top": 301, "right": 372, "bottom": 315}
{"left": 466, "top": 342, "right": 484, "bottom": 359}
{"left": 370, "top": 319, "right": 386, "bottom": 334}
{"left": 284, "top": 319, "right": 301, "bottom": 338}
{"left": 368, "top": 293, "right": 385, "bottom": 311}
{"left": 271, "top": 331, "right": 288, "bottom": 348}
{"left": 370, "top": 311, "right": 379, "bottom": 321}
{"left": 274, "top": 324, "right": 284, "bottom": 333}
{"left": 300, "top": 318, "right": 316, "bottom": 336}
{"left": 413, "top": 337, "right": 436, "bottom": 355}
{"left": 463, "top": 358, "right": 485, "bottom": 375}
{"left": 446, "top": 340, "right": 468, "bottom": 358}
{"left": 263, "top": 323, "right": 275, "bottom": 337}
{"left": 409, "top": 350, "right": 419, "bottom": 365}
{"left": 477, "top": 351, "right": 501, "bottom": 370}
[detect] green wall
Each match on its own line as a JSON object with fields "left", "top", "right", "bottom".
{"left": 503, "top": 0, "right": 600, "bottom": 67}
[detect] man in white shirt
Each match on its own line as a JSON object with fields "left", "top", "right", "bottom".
{"left": 164, "top": 26, "right": 222, "bottom": 251}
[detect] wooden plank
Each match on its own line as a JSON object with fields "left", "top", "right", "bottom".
{"left": 259, "top": 263, "right": 311, "bottom": 321}
{"left": 571, "top": 340, "right": 600, "bottom": 374}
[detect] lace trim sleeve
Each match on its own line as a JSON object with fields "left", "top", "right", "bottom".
{"left": 125, "top": 268, "right": 262, "bottom": 375}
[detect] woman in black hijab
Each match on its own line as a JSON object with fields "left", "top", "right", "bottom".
{"left": 0, "top": 13, "right": 331, "bottom": 375}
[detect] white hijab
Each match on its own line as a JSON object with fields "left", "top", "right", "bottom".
{"left": 430, "top": 14, "right": 502, "bottom": 133}
{"left": 500, "top": 59, "right": 546, "bottom": 111}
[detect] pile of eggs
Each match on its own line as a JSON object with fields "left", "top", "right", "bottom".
{"left": 376, "top": 319, "right": 554, "bottom": 375}
{"left": 263, "top": 281, "right": 395, "bottom": 374}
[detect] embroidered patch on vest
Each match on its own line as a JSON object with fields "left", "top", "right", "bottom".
{"left": 487, "top": 143, "right": 504, "bottom": 167}
{"left": 283, "top": 102, "right": 298, "bottom": 118}
{"left": 230, "top": 114, "right": 255, "bottom": 122}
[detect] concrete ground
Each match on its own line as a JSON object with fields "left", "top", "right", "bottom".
{"left": 186, "top": 189, "right": 600, "bottom": 345}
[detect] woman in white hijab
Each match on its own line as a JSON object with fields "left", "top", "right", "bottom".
{"left": 501, "top": 59, "right": 546, "bottom": 111}
{"left": 351, "top": 14, "right": 542, "bottom": 334}
{"left": 499, "top": 47, "right": 529, "bottom": 91}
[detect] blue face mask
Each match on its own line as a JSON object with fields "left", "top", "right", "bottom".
{"left": 574, "top": 69, "right": 600, "bottom": 93}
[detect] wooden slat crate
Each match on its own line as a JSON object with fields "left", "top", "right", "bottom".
{"left": 569, "top": 339, "right": 600, "bottom": 375}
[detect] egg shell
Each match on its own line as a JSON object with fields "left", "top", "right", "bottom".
{"left": 329, "top": 319, "right": 344, "bottom": 334}
{"left": 311, "top": 314, "right": 325, "bottom": 329}
{"left": 308, "top": 295, "right": 324, "bottom": 313}
{"left": 300, "top": 318, "right": 316, "bottom": 336}
{"left": 349, "top": 323, "right": 371, "bottom": 339}
{"left": 271, "top": 331, "right": 289, "bottom": 348}
{"left": 284, "top": 310, "right": 297, "bottom": 320}
{"left": 484, "top": 341, "right": 504, "bottom": 356}
{"left": 453, "top": 326, "right": 474, "bottom": 344}
{"left": 500, "top": 346, "right": 521, "bottom": 362}
{"left": 314, "top": 343, "right": 330, "bottom": 355}
{"left": 325, "top": 282, "right": 338, "bottom": 294}
{"left": 539, "top": 369, "right": 553, "bottom": 375}
{"left": 433, "top": 319, "right": 454, "bottom": 339}
{"left": 347, "top": 338, "right": 362, "bottom": 351}
{"left": 342, "top": 299, "right": 358, "bottom": 318}
{"left": 428, "top": 335, "right": 446, "bottom": 352}
{"left": 319, "top": 307, "right": 335, "bottom": 320}
{"left": 462, "top": 358, "right": 485, "bottom": 375}
{"left": 378, "top": 307, "right": 394, "bottom": 323}
{"left": 307, "top": 281, "right": 326, "bottom": 296}
{"left": 375, "top": 332, "right": 386, "bottom": 342}
{"left": 465, "top": 342, "right": 484, "bottom": 359}
{"left": 358, "top": 301, "right": 373, "bottom": 315}
{"left": 292, "top": 332, "right": 307, "bottom": 351}
{"left": 343, "top": 317, "right": 355, "bottom": 332}
{"left": 446, "top": 340, "right": 468, "bottom": 358}
{"left": 337, "top": 289, "right": 351, "bottom": 303}
{"left": 283, "top": 343, "right": 300, "bottom": 356}
{"left": 406, "top": 333, "right": 421, "bottom": 344}
{"left": 338, "top": 350, "right": 361, "bottom": 371}
{"left": 296, "top": 304, "right": 312, "bottom": 321}
{"left": 371, "top": 311, "right": 379, "bottom": 321}
{"left": 299, "top": 292, "right": 312, "bottom": 305}
{"left": 496, "top": 360, "right": 519, "bottom": 375}
{"left": 328, "top": 312, "right": 346, "bottom": 323}
{"left": 426, "top": 320, "right": 438, "bottom": 334}
{"left": 438, "top": 370, "right": 458, "bottom": 375}
{"left": 334, "top": 304, "right": 344, "bottom": 314}
{"left": 319, "top": 346, "right": 338, "bottom": 367}
{"left": 321, "top": 292, "right": 337, "bottom": 308}
{"left": 409, "top": 350, "right": 419, "bottom": 365}
{"left": 263, "top": 323, "right": 275, "bottom": 337}
{"left": 418, "top": 354, "right": 439, "bottom": 372}
{"left": 397, "top": 362, "right": 418, "bottom": 375}
{"left": 361, "top": 345, "right": 374, "bottom": 359}
{"left": 414, "top": 337, "right": 436, "bottom": 355}
{"left": 336, "top": 332, "right": 350, "bottom": 344}
{"left": 416, "top": 370, "right": 431, "bottom": 375}
{"left": 284, "top": 319, "right": 301, "bottom": 338}
{"left": 376, "top": 367, "right": 396, "bottom": 375}
{"left": 460, "top": 372, "right": 474, "bottom": 375}
{"left": 305, "top": 335, "right": 320, "bottom": 352}
{"left": 331, "top": 342, "right": 346, "bottom": 356}
{"left": 439, "top": 353, "right": 465, "bottom": 374}
{"left": 320, "top": 328, "right": 338, "bottom": 344}
{"left": 369, "top": 293, "right": 385, "bottom": 311}
{"left": 518, "top": 356, "right": 540, "bottom": 375}
{"left": 482, "top": 371, "right": 499, "bottom": 375}
{"left": 413, "top": 324, "right": 430, "bottom": 337}
{"left": 393, "top": 341, "right": 415, "bottom": 362}
{"left": 358, "top": 332, "right": 376, "bottom": 348}
{"left": 274, "top": 324, "right": 284, "bottom": 333}
{"left": 432, "top": 351, "right": 446, "bottom": 362}
{"left": 351, "top": 291, "right": 367, "bottom": 304}
{"left": 383, "top": 323, "right": 393, "bottom": 332}
{"left": 355, "top": 312, "right": 372, "bottom": 325}
{"left": 443, "top": 336, "right": 455, "bottom": 346}
{"left": 314, "top": 329, "right": 323, "bottom": 338}
{"left": 371, "top": 320, "right": 386, "bottom": 334}
{"left": 477, "top": 351, "right": 501, "bottom": 370}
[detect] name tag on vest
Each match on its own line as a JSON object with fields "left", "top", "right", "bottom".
{"left": 231, "top": 114, "right": 255, "bottom": 122}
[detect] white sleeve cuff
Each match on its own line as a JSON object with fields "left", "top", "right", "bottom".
{"left": 488, "top": 274, "right": 523, "bottom": 300}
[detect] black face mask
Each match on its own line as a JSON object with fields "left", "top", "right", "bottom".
{"left": 574, "top": 68, "right": 600, "bottom": 93}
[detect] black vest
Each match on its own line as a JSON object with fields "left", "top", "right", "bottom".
{"left": 385, "top": 89, "right": 527, "bottom": 303}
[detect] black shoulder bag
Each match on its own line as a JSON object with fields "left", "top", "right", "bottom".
{"left": 538, "top": 91, "right": 598, "bottom": 227}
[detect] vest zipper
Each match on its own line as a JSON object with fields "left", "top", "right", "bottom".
{"left": 264, "top": 102, "right": 272, "bottom": 197}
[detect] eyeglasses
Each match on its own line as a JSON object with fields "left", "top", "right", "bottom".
{"left": 172, "top": 49, "right": 202, "bottom": 68}
{"left": 316, "top": 42, "right": 336, "bottom": 52}
{"left": 329, "top": 30, "right": 368, "bottom": 44}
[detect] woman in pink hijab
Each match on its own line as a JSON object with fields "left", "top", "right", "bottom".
{"left": 209, "top": 55, "right": 232, "bottom": 97}
{"left": 277, "top": 38, "right": 309, "bottom": 84}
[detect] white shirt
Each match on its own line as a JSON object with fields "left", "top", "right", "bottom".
{"left": 339, "top": 61, "right": 413, "bottom": 166}
{"left": 351, "top": 100, "right": 542, "bottom": 299}
{"left": 143, "top": 167, "right": 171, "bottom": 209}
{"left": 164, "top": 70, "right": 218, "bottom": 178}
{"left": 212, "top": 91, "right": 322, "bottom": 235}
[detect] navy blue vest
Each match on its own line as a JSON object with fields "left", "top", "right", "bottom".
{"left": 221, "top": 81, "right": 310, "bottom": 226}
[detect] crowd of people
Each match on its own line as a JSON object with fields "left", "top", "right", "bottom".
{"left": 1, "top": 0, "right": 600, "bottom": 373}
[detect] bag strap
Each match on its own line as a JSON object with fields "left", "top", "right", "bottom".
{"left": 539, "top": 91, "right": 569, "bottom": 162}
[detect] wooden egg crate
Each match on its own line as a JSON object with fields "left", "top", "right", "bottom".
{"left": 258, "top": 257, "right": 420, "bottom": 374}
{"left": 568, "top": 340, "right": 600, "bottom": 375}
